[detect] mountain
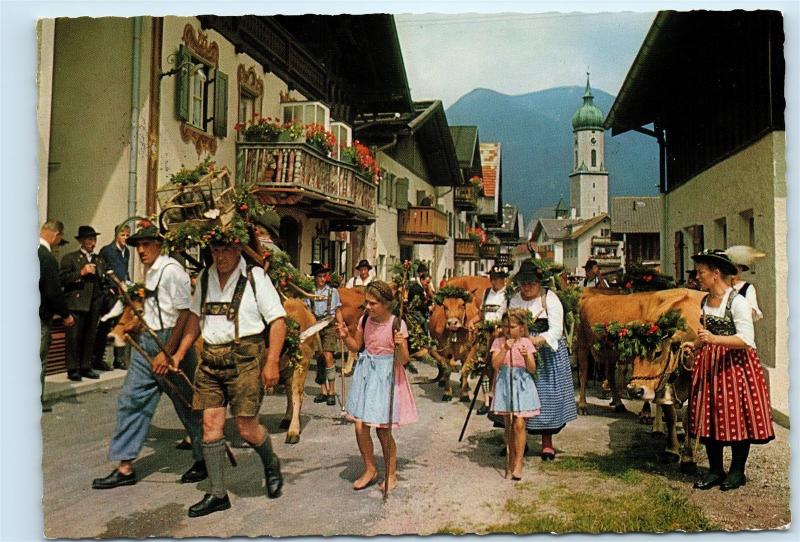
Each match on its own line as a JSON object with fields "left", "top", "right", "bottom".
{"left": 445, "top": 87, "right": 659, "bottom": 223}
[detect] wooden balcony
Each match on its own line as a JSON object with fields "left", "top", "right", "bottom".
{"left": 454, "top": 238, "right": 480, "bottom": 260}
{"left": 454, "top": 185, "right": 477, "bottom": 212}
{"left": 591, "top": 236, "right": 619, "bottom": 247}
{"left": 594, "top": 255, "right": 622, "bottom": 267}
{"left": 479, "top": 243, "right": 500, "bottom": 259}
{"left": 495, "top": 253, "right": 513, "bottom": 267}
{"left": 398, "top": 206, "right": 448, "bottom": 245}
{"left": 236, "top": 142, "right": 377, "bottom": 224}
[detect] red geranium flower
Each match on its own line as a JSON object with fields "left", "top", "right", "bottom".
{"left": 643, "top": 274, "right": 653, "bottom": 282}
{"left": 619, "top": 328, "right": 629, "bottom": 337}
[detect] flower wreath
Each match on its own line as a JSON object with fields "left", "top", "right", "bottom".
{"left": 591, "top": 309, "right": 687, "bottom": 362}
{"left": 433, "top": 285, "right": 473, "bottom": 306}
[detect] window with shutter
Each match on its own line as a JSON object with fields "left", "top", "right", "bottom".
{"left": 395, "top": 177, "right": 409, "bottom": 210}
{"left": 213, "top": 69, "right": 228, "bottom": 137}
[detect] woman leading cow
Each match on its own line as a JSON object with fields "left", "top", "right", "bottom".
{"left": 687, "top": 249, "right": 774, "bottom": 492}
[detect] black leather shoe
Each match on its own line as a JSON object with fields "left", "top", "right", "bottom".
{"left": 720, "top": 471, "right": 747, "bottom": 491}
{"left": 80, "top": 369, "right": 101, "bottom": 379}
{"left": 265, "top": 455, "right": 283, "bottom": 499}
{"left": 188, "top": 493, "right": 231, "bottom": 517}
{"left": 313, "top": 393, "right": 327, "bottom": 403}
{"left": 476, "top": 405, "right": 490, "bottom": 416}
{"left": 326, "top": 394, "right": 336, "bottom": 406}
{"left": 693, "top": 472, "right": 725, "bottom": 490}
{"left": 92, "top": 469, "right": 137, "bottom": 489}
{"left": 68, "top": 371, "right": 82, "bottom": 382}
{"left": 180, "top": 460, "right": 207, "bottom": 483}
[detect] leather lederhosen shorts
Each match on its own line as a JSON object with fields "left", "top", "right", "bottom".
{"left": 194, "top": 334, "right": 266, "bottom": 416}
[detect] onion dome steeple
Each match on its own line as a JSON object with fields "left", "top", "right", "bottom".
{"left": 571, "top": 72, "right": 605, "bottom": 131}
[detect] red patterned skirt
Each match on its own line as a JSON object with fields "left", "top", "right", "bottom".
{"left": 689, "top": 345, "right": 775, "bottom": 444}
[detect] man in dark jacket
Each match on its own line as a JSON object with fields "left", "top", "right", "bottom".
{"left": 60, "top": 225, "right": 107, "bottom": 381}
{"left": 96, "top": 223, "right": 132, "bottom": 369}
{"left": 39, "top": 220, "right": 75, "bottom": 411}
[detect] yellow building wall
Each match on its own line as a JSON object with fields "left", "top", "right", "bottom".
{"left": 47, "top": 17, "right": 136, "bottom": 249}
{"left": 662, "top": 131, "right": 788, "bottom": 421}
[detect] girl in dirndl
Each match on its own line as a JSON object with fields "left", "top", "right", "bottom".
{"left": 337, "top": 281, "right": 418, "bottom": 493}
{"left": 491, "top": 308, "right": 541, "bottom": 480}
{"left": 688, "top": 249, "right": 774, "bottom": 492}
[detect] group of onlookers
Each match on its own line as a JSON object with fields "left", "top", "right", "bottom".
{"left": 38, "top": 220, "right": 132, "bottom": 412}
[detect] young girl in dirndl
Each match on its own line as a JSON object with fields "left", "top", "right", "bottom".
{"left": 688, "top": 250, "right": 774, "bottom": 492}
{"left": 491, "top": 308, "right": 541, "bottom": 480}
{"left": 337, "top": 281, "right": 418, "bottom": 493}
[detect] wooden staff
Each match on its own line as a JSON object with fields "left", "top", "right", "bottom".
{"left": 458, "top": 330, "right": 495, "bottom": 442}
{"left": 385, "top": 268, "right": 407, "bottom": 502}
{"left": 339, "top": 334, "right": 347, "bottom": 412}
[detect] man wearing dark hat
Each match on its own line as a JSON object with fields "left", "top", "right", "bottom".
{"left": 582, "top": 259, "right": 609, "bottom": 288}
{"left": 92, "top": 222, "right": 206, "bottom": 490}
{"left": 168, "top": 229, "right": 287, "bottom": 517}
{"left": 59, "top": 225, "right": 107, "bottom": 381}
{"left": 39, "top": 220, "right": 76, "bottom": 411}
{"left": 307, "top": 262, "right": 344, "bottom": 405}
{"left": 345, "top": 259, "right": 374, "bottom": 288}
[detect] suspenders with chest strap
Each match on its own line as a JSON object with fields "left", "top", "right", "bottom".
{"left": 200, "top": 265, "right": 264, "bottom": 342}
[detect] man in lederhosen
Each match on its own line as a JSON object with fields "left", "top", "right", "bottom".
{"left": 170, "top": 230, "right": 287, "bottom": 518}
{"left": 307, "top": 262, "right": 344, "bottom": 406}
{"left": 92, "top": 223, "right": 206, "bottom": 489}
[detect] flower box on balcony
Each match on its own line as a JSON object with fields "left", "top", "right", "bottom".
{"left": 454, "top": 185, "right": 478, "bottom": 212}
{"left": 236, "top": 141, "right": 377, "bottom": 223}
{"left": 454, "top": 238, "right": 480, "bottom": 260}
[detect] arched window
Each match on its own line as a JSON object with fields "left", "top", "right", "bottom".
{"left": 591, "top": 149, "right": 597, "bottom": 167}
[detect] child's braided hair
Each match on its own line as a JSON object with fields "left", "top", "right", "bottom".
{"left": 365, "top": 280, "right": 394, "bottom": 305}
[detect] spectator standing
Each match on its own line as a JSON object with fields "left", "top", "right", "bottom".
{"left": 60, "top": 225, "right": 106, "bottom": 381}
{"left": 345, "top": 260, "right": 374, "bottom": 288}
{"left": 582, "top": 259, "right": 609, "bottom": 288}
{"left": 96, "top": 223, "right": 132, "bottom": 369}
{"left": 39, "top": 220, "right": 76, "bottom": 411}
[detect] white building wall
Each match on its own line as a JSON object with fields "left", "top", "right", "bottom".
{"left": 662, "top": 131, "right": 787, "bottom": 421}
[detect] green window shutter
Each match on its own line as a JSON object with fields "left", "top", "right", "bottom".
{"left": 395, "top": 177, "right": 409, "bottom": 210}
{"left": 213, "top": 69, "right": 228, "bottom": 137}
{"left": 175, "top": 45, "right": 191, "bottom": 122}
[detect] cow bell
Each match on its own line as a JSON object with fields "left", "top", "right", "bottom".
{"left": 654, "top": 382, "right": 674, "bottom": 405}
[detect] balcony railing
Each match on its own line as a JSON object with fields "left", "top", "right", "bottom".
{"left": 591, "top": 236, "right": 619, "bottom": 247}
{"left": 236, "top": 142, "right": 377, "bottom": 223}
{"left": 454, "top": 238, "right": 480, "bottom": 260}
{"left": 398, "top": 206, "right": 448, "bottom": 244}
{"left": 479, "top": 243, "right": 500, "bottom": 259}
{"left": 594, "top": 255, "right": 622, "bottom": 267}
{"left": 495, "top": 253, "right": 513, "bottom": 267}
{"left": 454, "top": 185, "right": 477, "bottom": 212}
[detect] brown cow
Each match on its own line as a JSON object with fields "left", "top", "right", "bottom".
{"left": 576, "top": 288, "right": 705, "bottom": 471}
{"left": 445, "top": 275, "right": 491, "bottom": 312}
{"left": 337, "top": 287, "right": 366, "bottom": 375}
{"left": 428, "top": 294, "right": 480, "bottom": 401}
{"left": 107, "top": 297, "right": 320, "bottom": 444}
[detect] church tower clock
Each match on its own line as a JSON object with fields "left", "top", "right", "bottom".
{"left": 569, "top": 73, "right": 608, "bottom": 218}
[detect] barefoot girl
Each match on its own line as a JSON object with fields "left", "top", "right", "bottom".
{"left": 337, "top": 281, "right": 418, "bottom": 492}
{"left": 491, "top": 308, "right": 541, "bottom": 480}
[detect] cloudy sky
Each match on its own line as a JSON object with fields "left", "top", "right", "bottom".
{"left": 395, "top": 11, "right": 656, "bottom": 107}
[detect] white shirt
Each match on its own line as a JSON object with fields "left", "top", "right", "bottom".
{"left": 482, "top": 287, "right": 507, "bottom": 323}
{"left": 81, "top": 248, "right": 94, "bottom": 262}
{"left": 345, "top": 274, "right": 373, "bottom": 288}
{"left": 733, "top": 281, "right": 763, "bottom": 321}
{"left": 584, "top": 275, "right": 608, "bottom": 288}
{"left": 702, "top": 288, "right": 756, "bottom": 349}
{"left": 143, "top": 255, "right": 192, "bottom": 331}
{"left": 509, "top": 289, "right": 564, "bottom": 351}
{"left": 190, "top": 257, "right": 286, "bottom": 345}
{"left": 39, "top": 238, "right": 51, "bottom": 251}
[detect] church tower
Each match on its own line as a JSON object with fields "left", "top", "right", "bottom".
{"left": 569, "top": 73, "right": 608, "bottom": 218}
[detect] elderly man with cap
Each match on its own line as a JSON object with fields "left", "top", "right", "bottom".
{"left": 59, "top": 225, "right": 108, "bottom": 381}
{"left": 507, "top": 259, "right": 577, "bottom": 460}
{"left": 345, "top": 259, "right": 374, "bottom": 288}
{"left": 582, "top": 259, "right": 609, "bottom": 288}
{"left": 92, "top": 221, "right": 206, "bottom": 490}
{"left": 39, "top": 220, "right": 76, "bottom": 411}
{"left": 169, "top": 227, "right": 287, "bottom": 517}
{"left": 307, "top": 262, "right": 345, "bottom": 405}
{"left": 467, "top": 263, "right": 510, "bottom": 415}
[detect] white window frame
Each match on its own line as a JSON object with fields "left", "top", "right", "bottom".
{"left": 281, "top": 100, "right": 330, "bottom": 130}
{"left": 330, "top": 121, "right": 352, "bottom": 161}
{"left": 189, "top": 61, "right": 208, "bottom": 130}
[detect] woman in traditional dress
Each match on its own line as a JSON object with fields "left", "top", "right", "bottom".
{"left": 508, "top": 259, "right": 577, "bottom": 460}
{"left": 337, "top": 281, "right": 418, "bottom": 493}
{"left": 688, "top": 249, "right": 774, "bottom": 491}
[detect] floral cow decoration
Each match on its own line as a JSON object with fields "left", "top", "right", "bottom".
{"left": 591, "top": 309, "right": 687, "bottom": 362}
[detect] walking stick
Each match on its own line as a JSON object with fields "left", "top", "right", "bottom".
{"left": 458, "top": 334, "right": 494, "bottom": 442}
{"left": 506, "top": 337, "right": 515, "bottom": 478}
{"left": 384, "top": 269, "right": 407, "bottom": 502}
{"left": 339, "top": 335, "right": 347, "bottom": 412}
